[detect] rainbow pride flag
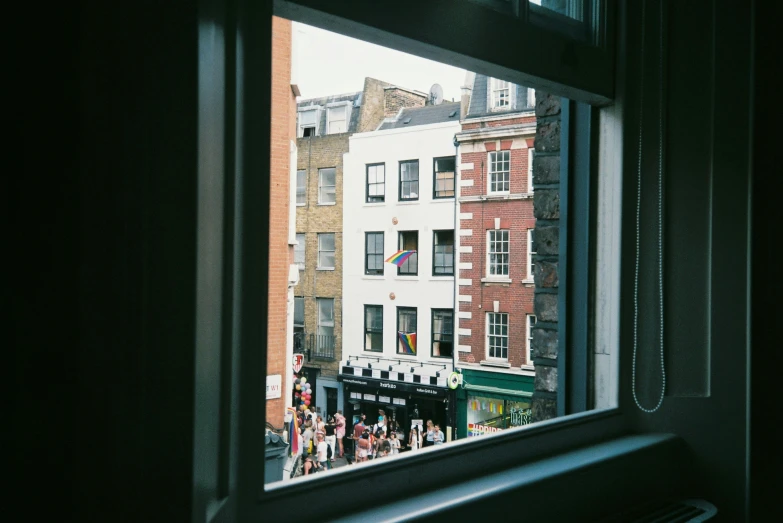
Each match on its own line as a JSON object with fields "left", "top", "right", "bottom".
{"left": 286, "top": 407, "right": 300, "bottom": 456}
{"left": 385, "top": 250, "right": 416, "bottom": 266}
{"left": 398, "top": 332, "right": 417, "bottom": 354}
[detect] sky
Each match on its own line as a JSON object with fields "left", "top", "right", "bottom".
{"left": 293, "top": 22, "right": 467, "bottom": 103}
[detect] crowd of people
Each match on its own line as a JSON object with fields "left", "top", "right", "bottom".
{"left": 297, "top": 407, "right": 445, "bottom": 475}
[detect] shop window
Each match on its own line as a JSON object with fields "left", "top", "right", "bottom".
{"left": 431, "top": 309, "right": 453, "bottom": 358}
{"left": 466, "top": 395, "right": 532, "bottom": 437}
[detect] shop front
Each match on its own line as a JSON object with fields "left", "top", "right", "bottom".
{"left": 454, "top": 368, "right": 534, "bottom": 440}
{"left": 338, "top": 367, "right": 456, "bottom": 445}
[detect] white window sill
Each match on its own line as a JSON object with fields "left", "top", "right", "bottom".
{"left": 317, "top": 202, "right": 337, "bottom": 206}
{"left": 481, "top": 277, "right": 512, "bottom": 284}
{"left": 364, "top": 201, "right": 386, "bottom": 206}
{"left": 430, "top": 197, "right": 455, "bottom": 203}
{"left": 296, "top": 203, "right": 306, "bottom": 207}
{"left": 396, "top": 200, "right": 420, "bottom": 205}
{"left": 480, "top": 359, "right": 511, "bottom": 368}
{"left": 317, "top": 268, "right": 335, "bottom": 271}
{"left": 522, "top": 278, "right": 534, "bottom": 285}
{"left": 521, "top": 364, "right": 535, "bottom": 372}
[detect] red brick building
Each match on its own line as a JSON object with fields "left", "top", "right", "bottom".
{"left": 453, "top": 72, "right": 537, "bottom": 438}
{"left": 266, "top": 15, "right": 298, "bottom": 430}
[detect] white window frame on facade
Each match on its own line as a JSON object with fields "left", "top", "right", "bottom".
{"left": 527, "top": 228, "right": 536, "bottom": 280}
{"left": 296, "top": 169, "right": 306, "bottom": 205}
{"left": 527, "top": 148, "right": 535, "bottom": 194}
{"left": 527, "top": 87, "right": 536, "bottom": 108}
{"left": 317, "top": 232, "right": 335, "bottom": 270}
{"left": 317, "top": 298, "right": 335, "bottom": 340}
{"left": 487, "top": 229, "right": 510, "bottom": 278}
{"left": 488, "top": 150, "right": 510, "bottom": 194}
{"left": 298, "top": 108, "right": 318, "bottom": 138}
{"left": 486, "top": 312, "right": 509, "bottom": 361}
{"left": 490, "top": 77, "right": 512, "bottom": 109}
{"left": 526, "top": 314, "right": 536, "bottom": 365}
{"left": 295, "top": 233, "right": 305, "bottom": 271}
{"left": 318, "top": 167, "right": 336, "bottom": 205}
{"left": 327, "top": 104, "right": 348, "bottom": 134}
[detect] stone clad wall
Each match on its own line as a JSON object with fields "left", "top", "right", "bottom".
{"left": 530, "top": 93, "right": 561, "bottom": 422}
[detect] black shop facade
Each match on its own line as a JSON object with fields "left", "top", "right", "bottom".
{"left": 338, "top": 364, "right": 457, "bottom": 442}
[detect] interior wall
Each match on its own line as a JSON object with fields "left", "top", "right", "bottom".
{"left": 620, "top": 1, "right": 752, "bottom": 520}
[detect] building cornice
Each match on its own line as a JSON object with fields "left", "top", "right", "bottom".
{"left": 455, "top": 124, "right": 536, "bottom": 142}
{"left": 461, "top": 110, "right": 535, "bottom": 125}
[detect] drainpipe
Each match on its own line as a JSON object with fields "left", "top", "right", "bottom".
{"left": 452, "top": 133, "right": 460, "bottom": 439}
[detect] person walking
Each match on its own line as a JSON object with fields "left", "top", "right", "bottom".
{"left": 325, "top": 415, "right": 337, "bottom": 462}
{"left": 335, "top": 410, "right": 346, "bottom": 458}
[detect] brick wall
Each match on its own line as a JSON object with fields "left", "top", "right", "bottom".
{"left": 357, "top": 77, "right": 393, "bottom": 132}
{"left": 295, "top": 133, "right": 349, "bottom": 379}
{"left": 267, "top": 15, "right": 295, "bottom": 429}
{"left": 460, "top": 115, "right": 536, "bottom": 131}
{"left": 457, "top": 135, "right": 536, "bottom": 369}
{"left": 383, "top": 87, "right": 426, "bottom": 118}
{"left": 530, "top": 93, "right": 561, "bottom": 422}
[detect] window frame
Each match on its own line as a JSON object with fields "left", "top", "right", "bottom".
{"left": 298, "top": 108, "right": 318, "bottom": 138}
{"left": 366, "top": 163, "right": 386, "bottom": 203}
{"left": 296, "top": 169, "right": 306, "bottom": 205}
{"left": 259, "top": 0, "right": 624, "bottom": 512}
{"left": 316, "top": 297, "right": 335, "bottom": 341}
{"left": 433, "top": 156, "right": 456, "bottom": 199}
{"left": 318, "top": 167, "right": 336, "bottom": 205}
{"left": 396, "top": 306, "right": 418, "bottom": 356}
{"left": 490, "top": 77, "right": 511, "bottom": 109}
{"left": 317, "top": 232, "right": 335, "bottom": 270}
{"left": 527, "top": 148, "right": 535, "bottom": 194}
{"left": 364, "top": 304, "right": 383, "bottom": 353}
{"left": 488, "top": 150, "right": 510, "bottom": 194}
{"left": 327, "top": 105, "right": 348, "bottom": 134}
{"left": 431, "top": 308, "right": 454, "bottom": 358}
{"left": 486, "top": 311, "right": 509, "bottom": 361}
{"left": 397, "top": 230, "right": 418, "bottom": 276}
{"left": 365, "top": 231, "right": 384, "bottom": 275}
{"left": 487, "top": 229, "right": 510, "bottom": 278}
{"left": 398, "top": 159, "right": 420, "bottom": 202}
{"left": 432, "top": 229, "right": 454, "bottom": 276}
{"left": 526, "top": 314, "right": 536, "bottom": 365}
{"left": 295, "top": 233, "right": 306, "bottom": 271}
{"left": 527, "top": 228, "right": 535, "bottom": 280}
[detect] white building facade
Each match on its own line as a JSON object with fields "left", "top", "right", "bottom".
{"left": 340, "top": 103, "right": 461, "bottom": 439}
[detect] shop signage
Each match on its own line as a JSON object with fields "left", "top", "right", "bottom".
{"left": 266, "top": 374, "right": 282, "bottom": 399}
{"left": 467, "top": 423, "right": 503, "bottom": 437}
{"left": 378, "top": 395, "right": 391, "bottom": 403}
{"left": 340, "top": 376, "right": 448, "bottom": 398}
{"left": 372, "top": 369, "right": 381, "bottom": 379}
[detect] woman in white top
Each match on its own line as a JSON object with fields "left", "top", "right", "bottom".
{"left": 408, "top": 426, "right": 422, "bottom": 451}
{"left": 390, "top": 433, "right": 401, "bottom": 455}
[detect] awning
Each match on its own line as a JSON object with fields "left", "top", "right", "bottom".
{"left": 462, "top": 383, "right": 533, "bottom": 398}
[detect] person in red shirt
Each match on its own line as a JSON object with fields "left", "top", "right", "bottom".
{"left": 351, "top": 413, "right": 366, "bottom": 463}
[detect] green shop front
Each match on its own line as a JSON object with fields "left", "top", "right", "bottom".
{"left": 454, "top": 368, "right": 534, "bottom": 440}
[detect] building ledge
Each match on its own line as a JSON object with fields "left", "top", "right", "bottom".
{"left": 481, "top": 277, "right": 512, "bottom": 285}
{"left": 479, "top": 359, "right": 511, "bottom": 369}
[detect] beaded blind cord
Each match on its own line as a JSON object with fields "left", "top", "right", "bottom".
{"left": 632, "top": 0, "right": 666, "bottom": 413}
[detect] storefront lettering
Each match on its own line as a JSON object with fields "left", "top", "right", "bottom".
{"left": 415, "top": 387, "right": 438, "bottom": 395}
{"left": 343, "top": 378, "right": 369, "bottom": 386}
{"left": 380, "top": 382, "right": 397, "bottom": 389}
{"left": 510, "top": 407, "right": 532, "bottom": 426}
{"left": 467, "top": 423, "right": 503, "bottom": 437}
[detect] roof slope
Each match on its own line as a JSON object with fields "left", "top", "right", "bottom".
{"left": 377, "top": 101, "right": 461, "bottom": 130}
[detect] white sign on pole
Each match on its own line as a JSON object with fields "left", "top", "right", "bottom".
{"left": 292, "top": 354, "right": 304, "bottom": 373}
{"left": 266, "top": 374, "right": 282, "bottom": 399}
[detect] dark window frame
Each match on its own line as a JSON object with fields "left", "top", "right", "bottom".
{"left": 433, "top": 156, "right": 456, "bottom": 199}
{"left": 432, "top": 229, "right": 454, "bottom": 276}
{"left": 397, "top": 230, "right": 418, "bottom": 276}
{"left": 396, "top": 306, "right": 418, "bottom": 356}
{"left": 431, "top": 308, "right": 454, "bottom": 358}
{"left": 398, "top": 159, "right": 420, "bottom": 201}
{"left": 365, "top": 231, "right": 384, "bottom": 275}
{"left": 364, "top": 304, "right": 383, "bottom": 353}
{"left": 366, "top": 162, "right": 385, "bottom": 203}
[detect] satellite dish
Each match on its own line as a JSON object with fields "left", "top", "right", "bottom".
{"left": 429, "top": 83, "right": 444, "bottom": 105}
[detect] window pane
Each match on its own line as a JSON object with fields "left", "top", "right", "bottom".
{"left": 299, "top": 110, "right": 316, "bottom": 124}
{"left": 296, "top": 170, "right": 306, "bottom": 204}
{"left": 295, "top": 233, "right": 305, "bottom": 269}
{"left": 294, "top": 297, "right": 304, "bottom": 325}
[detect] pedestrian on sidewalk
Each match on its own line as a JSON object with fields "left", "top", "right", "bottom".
{"left": 335, "top": 410, "right": 346, "bottom": 458}
{"left": 325, "top": 415, "right": 337, "bottom": 462}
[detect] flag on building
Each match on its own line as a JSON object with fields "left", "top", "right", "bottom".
{"left": 385, "top": 250, "right": 416, "bottom": 266}
{"left": 398, "top": 331, "right": 417, "bottom": 354}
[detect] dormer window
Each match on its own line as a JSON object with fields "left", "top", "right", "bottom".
{"left": 327, "top": 105, "right": 347, "bottom": 134}
{"left": 298, "top": 108, "right": 318, "bottom": 137}
{"left": 491, "top": 78, "right": 511, "bottom": 109}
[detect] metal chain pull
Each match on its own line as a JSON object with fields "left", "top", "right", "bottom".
{"left": 632, "top": 0, "right": 666, "bottom": 413}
